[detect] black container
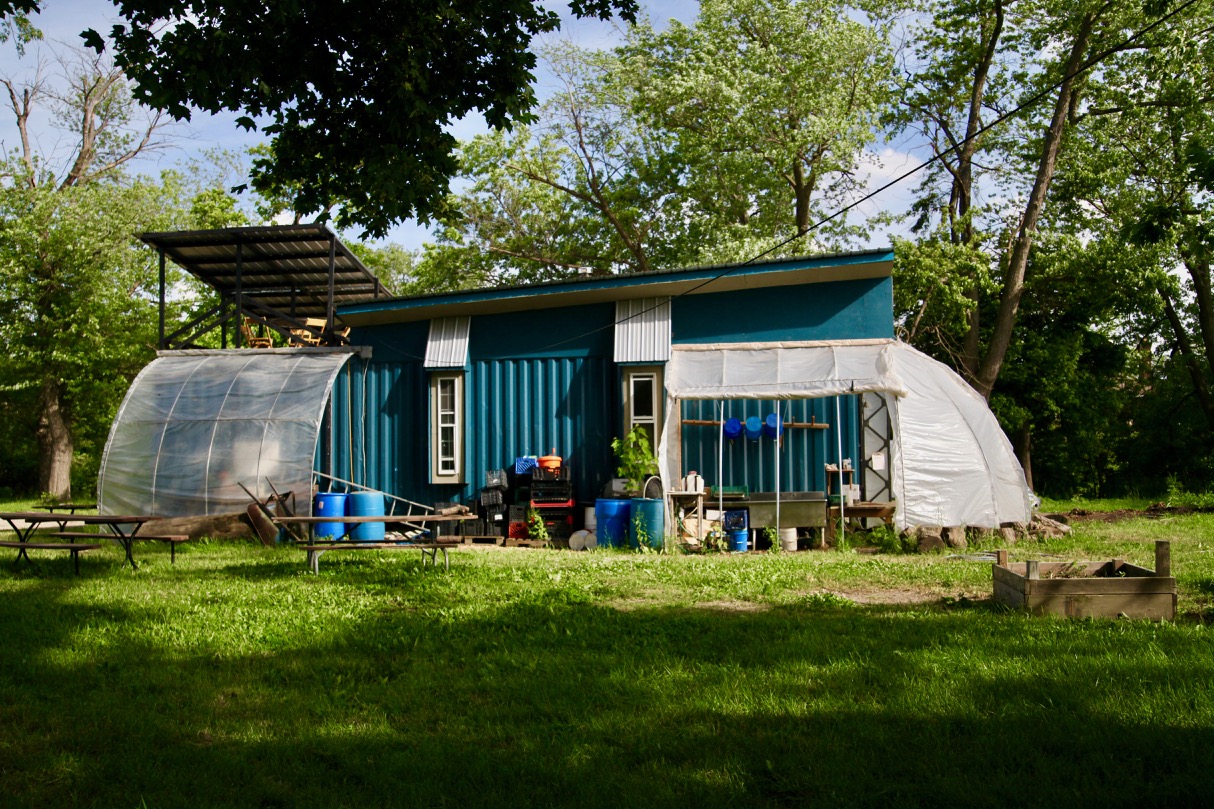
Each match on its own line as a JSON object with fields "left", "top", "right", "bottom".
{"left": 724, "top": 509, "right": 749, "bottom": 531}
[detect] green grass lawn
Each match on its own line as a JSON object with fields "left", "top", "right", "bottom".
{"left": 1, "top": 512, "right": 1212, "bottom": 807}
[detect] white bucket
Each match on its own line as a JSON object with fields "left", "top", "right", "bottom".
{"left": 583, "top": 506, "right": 597, "bottom": 532}
{"left": 569, "top": 530, "right": 590, "bottom": 551}
{"left": 583, "top": 530, "right": 597, "bottom": 549}
{"left": 780, "top": 528, "right": 798, "bottom": 552}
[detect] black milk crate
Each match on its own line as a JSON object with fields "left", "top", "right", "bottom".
{"left": 485, "top": 469, "right": 508, "bottom": 489}
{"left": 531, "top": 480, "right": 573, "bottom": 503}
{"left": 508, "top": 505, "right": 527, "bottom": 523}
{"left": 532, "top": 466, "right": 567, "bottom": 481}
{"left": 484, "top": 504, "right": 506, "bottom": 523}
{"left": 724, "top": 509, "right": 749, "bottom": 531}
{"left": 480, "top": 488, "right": 504, "bottom": 507}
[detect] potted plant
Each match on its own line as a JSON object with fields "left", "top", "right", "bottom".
{"left": 611, "top": 425, "right": 659, "bottom": 496}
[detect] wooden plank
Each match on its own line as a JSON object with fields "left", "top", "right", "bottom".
{"left": 1022, "top": 577, "right": 1176, "bottom": 596}
{"left": 0, "top": 540, "right": 102, "bottom": 550}
{"left": 1025, "top": 592, "right": 1176, "bottom": 621}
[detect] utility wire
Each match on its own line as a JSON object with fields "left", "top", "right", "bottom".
{"left": 534, "top": 0, "right": 1206, "bottom": 353}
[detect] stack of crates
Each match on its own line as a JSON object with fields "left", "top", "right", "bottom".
{"left": 480, "top": 469, "right": 508, "bottom": 536}
{"left": 507, "top": 504, "right": 527, "bottom": 540}
{"left": 529, "top": 477, "right": 574, "bottom": 541}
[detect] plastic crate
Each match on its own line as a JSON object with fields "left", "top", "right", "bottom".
{"left": 514, "top": 456, "right": 538, "bottom": 475}
{"left": 479, "top": 488, "right": 504, "bottom": 507}
{"left": 724, "top": 508, "right": 749, "bottom": 530}
{"left": 485, "top": 469, "right": 508, "bottom": 489}
{"left": 530, "top": 498, "right": 575, "bottom": 511}
{"left": 508, "top": 505, "right": 527, "bottom": 523}
{"left": 532, "top": 466, "right": 565, "bottom": 481}
{"left": 531, "top": 480, "right": 573, "bottom": 502}
{"left": 508, "top": 521, "right": 528, "bottom": 539}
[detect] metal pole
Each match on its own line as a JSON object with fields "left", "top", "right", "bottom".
{"left": 234, "top": 242, "right": 244, "bottom": 348}
{"left": 158, "top": 250, "right": 166, "bottom": 350}
{"left": 836, "top": 395, "right": 845, "bottom": 541}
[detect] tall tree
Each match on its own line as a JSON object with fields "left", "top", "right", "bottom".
{"left": 0, "top": 46, "right": 175, "bottom": 499}
{"left": 894, "top": 0, "right": 1181, "bottom": 400}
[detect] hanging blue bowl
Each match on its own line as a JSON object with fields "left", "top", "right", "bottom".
{"left": 723, "top": 417, "right": 743, "bottom": 440}
{"left": 744, "top": 415, "right": 763, "bottom": 440}
{"left": 762, "top": 413, "right": 783, "bottom": 439}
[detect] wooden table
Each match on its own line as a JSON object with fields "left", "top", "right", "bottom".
{"left": 0, "top": 512, "right": 160, "bottom": 571}
{"left": 273, "top": 514, "right": 473, "bottom": 573}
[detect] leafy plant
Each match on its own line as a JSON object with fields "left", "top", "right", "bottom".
{"left": 763, "top": 526, "right": 779, "bottom": 551}
{"left": 611, "top": 425, "right": 659, "bottom": 493}
{"left": 526, "top": 509, "right": 549, "bottom": 544}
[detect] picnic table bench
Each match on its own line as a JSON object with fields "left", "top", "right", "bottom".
{"left": 0, "top": 539, "right": 103, "bottom": 575}
{"left": 298, "top": 540, "right": 462, "bottom": 574}
{"left": 50, "top": 532, "right": 190, "bottom": 563}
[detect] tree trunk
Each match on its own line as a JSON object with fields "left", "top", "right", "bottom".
{"left": 36, "top": 377, "right": 73, "bottom": 500}
{"left": 1014, "top": 420, "right": 1033, "bottom": 492}
{"left": 1159, "top": 282, "right": 1214, "bottom": 429}
{"left": 974, "top": 11, "right": 1099, "bottom": 399}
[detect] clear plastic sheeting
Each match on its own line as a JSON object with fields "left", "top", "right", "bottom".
{"left": 659, "top": 339, "right": 1032, "bottom": 529}
{"left": 98, "top": 350, "right": 354, "bottom": 517}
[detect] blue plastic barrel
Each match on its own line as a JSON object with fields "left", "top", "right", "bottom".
{"left": 729, "top": 528, "right": 749, "bottom": 552}
{"left": 723, "top": 417, "right": 743, "bottom": 441}
{"left": 595, "top": 499, "right": 630, "bottom": 548}
{"left": 762, "top": 413, "right": 784, "bottom": 439}
{"left": 313, "top": 492, "right": 348, "bottom": 540}
{"left": 745, "top": 415, "right": 763, "bottom": 440}
{"left": 346, "top": 491, "right": 386, "bottom": 542}
{"left": 629, "top": 497, "right": 665, "bottom": 550}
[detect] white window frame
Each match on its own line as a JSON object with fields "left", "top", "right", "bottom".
{"left": 429, "top": 372, "right": 464, "bottom": 484}
{"left": 623, "top": 366, "right": 663, "bottom": 448}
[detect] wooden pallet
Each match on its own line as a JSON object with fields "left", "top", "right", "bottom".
{"left": 504, "top": 538, "right": 550, "bottom": 548}
{"left": 461, "top": 534, "right": 505, "bottom": 546}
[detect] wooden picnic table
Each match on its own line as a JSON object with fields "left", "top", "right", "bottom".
{"left": 0, "top": 511, "right": 161, "bottom": 572}
{"left": 273, "top": 513, "right": 472, "bottom": 573}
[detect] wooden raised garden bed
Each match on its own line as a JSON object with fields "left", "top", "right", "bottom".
{"left": 992, "top": 541, "right": 1176, "bottom": 620}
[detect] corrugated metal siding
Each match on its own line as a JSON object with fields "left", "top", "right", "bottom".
{"left": 329, "top": 354, "right": 617, "bottom": 506}
{"left": 470, "top": 356, "right": 616, "bottom": 503}
{"left": 679, "top": 396, "right": 861, "bottom": 495}
{"left": 424, "top": 316, "right": 471, "bottom": 368}
{"left": 615, "top": 297, "right": 672, "bottom": 363}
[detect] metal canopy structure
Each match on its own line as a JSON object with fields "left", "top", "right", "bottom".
{"left": 142, "top": 223, "right": 392, "bottom": 349}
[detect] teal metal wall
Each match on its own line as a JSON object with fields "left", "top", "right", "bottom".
{"left": 672, "top": 278, "right": 893, "bottom": 343}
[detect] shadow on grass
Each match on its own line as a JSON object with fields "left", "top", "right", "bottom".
{"left": 1, "top": 571, "right": 1212, "bottom": 808}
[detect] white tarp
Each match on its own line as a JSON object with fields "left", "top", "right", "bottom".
{"left": 659, "top": 339, "right": 1032, "bottom": 529}
{"left": 97, "top": 350, "right": 354, "bottom": 517}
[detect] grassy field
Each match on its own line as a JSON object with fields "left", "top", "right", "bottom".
{"left": 1, "top": 508, "right": 1213, "bottom": 807}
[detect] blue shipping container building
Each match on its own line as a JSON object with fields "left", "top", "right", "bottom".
{"left": 326, "top": 249, "right": 896, "bottom": 510}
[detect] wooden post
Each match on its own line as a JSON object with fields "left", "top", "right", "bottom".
{"left": 1026, "top": 559, "right": 1039, "bottom": 580}
{"left": 1155, "top": 540, "right": 1171, "bottom": 577}
{"left": 996, "top": 549, "right": 1008, "bottom": 567}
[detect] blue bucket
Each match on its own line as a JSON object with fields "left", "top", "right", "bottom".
{"left": 595, "top": 499, "right": 630, "bottom": 548}
{"left": 313, "top": 492, "right": 348, "bottom": 540}
{"left": 744, "top": 415, "right": 763, "bottom": 440}
{"left": 629, "top": 497, "right": 665, "bottom": 551}
{"left": 723, "top": 417, "right": 743, "bottom": 441}
{"left": 762, "top": 413, "right": 783, "bottom": 439}
{"left": 346, "top": 491, "right": 385, "bottom": 542}
{"left": 729, "top": 528, "right": 749, "bottom": 552}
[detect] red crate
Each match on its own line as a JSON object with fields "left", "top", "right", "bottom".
{"left": 508, "top": 521, "right": 528, "bottom": 538}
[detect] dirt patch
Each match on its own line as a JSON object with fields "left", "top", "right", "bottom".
{"left": 1063, "top": 504, "right": 1205, "bottom": 523}
{"left": 816, "top": 587, "right": 940, "bottom": 605}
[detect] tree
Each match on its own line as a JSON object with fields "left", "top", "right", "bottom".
{"left": 0, "top": 46, "right": 178, "bottom": 499}
{"left": 893, "top": 0, "right": 1186, "bottom": 400}
{"left": 625, "top": 0, "right": 894, "bottom": 248}
{"left": 0, "top": 0, "right": 638, "bottom": 240}
{"left": 419, "top": 0, "right": 895, "bottom": 287}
